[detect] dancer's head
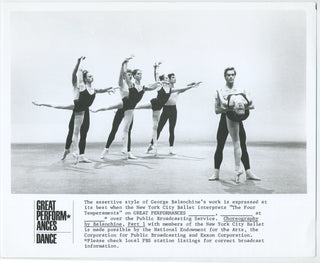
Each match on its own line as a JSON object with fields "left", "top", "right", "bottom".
{"left": 125, "top": 69, "right": 133, "bottom": 81}
{"left": 224, "top": 67, "right": 236, "bottom": 85}
{"left": 168, "top": 73, "right": 176, "bottom": 84}
{"left": 82, "top": 70, "right": 94, "bottom": 84}
{"left": 159, "top": 74, "right": 169, "bottom": 82}
{"left": 132, "top": 69, "right": 142, "bottom": 81}
{"left": 231, "top": 95, "right": 246, "bottom": 115}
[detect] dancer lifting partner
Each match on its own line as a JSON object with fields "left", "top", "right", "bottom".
{"left": 146, "top": 63, "right": 201, "bottom": 155}
{"left": 136, "top": 62, "right": 200, "bottom": 156}
{"left": 209, "top": 67, "right": 260, "bottom": 182}
{"left": 91, "top": 56, "right": 159, "bottom": 159}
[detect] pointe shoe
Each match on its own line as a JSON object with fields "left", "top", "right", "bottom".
{"left": 235, "top": 169, "right": 244, "bottom": 183}
{"left": 61, "top": 149, "right": 70, "bottom": 160}
{"left": 146, "top": 144, "right": 154, "bottom": 154}
{"left": 209, "top": 170, "right": 220, "bottom": 181}
{"left": 128, "top": 152, "right": 137, "bottom": 159}
{"left": 78, "top": 155, "right": 92, "bottom": 163}
{"left": 72, "top": 152, "right": 79, "bottom": 165}
{"left": 122, "top": 152, "right": 129, "bottom": 160}
{"left": 246, "top": 170, "right": 261, "bottom": 181}
{"left": 100, "top": 148, "right": 109, "bottom": 159}
{"left": 169, "top": 147, "right": 176, "bottom": 155}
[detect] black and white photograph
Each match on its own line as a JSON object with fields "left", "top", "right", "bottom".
{"left": 8, "top": 3, "right": 312, "bottom": 195}
{"left": 0, "top": 1, "right": 318, "bottom": 260}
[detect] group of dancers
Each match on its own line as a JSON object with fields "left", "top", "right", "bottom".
{"left": 33, "top": 56, "right": 201, "bottom": 162}
{"left": 33, "top": 56, "right": 260, "bottom": 183}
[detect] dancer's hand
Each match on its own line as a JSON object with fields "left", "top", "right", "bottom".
{"left": 124, "top": 55, "right": 134, "bottom": 63}
{"left": 153, "top": 61, "right": 162, "bottom": 68}
{"left": 77, "top": 56, "right": 86, "bottom": 62}
{"left": 90, "top": 109, "right": 99, "bottom": 113}
{"left": 107, "top": 87, "right": 117, "bottom": 95}
{"left": 32, "top": 101, "right": 41, "bottom": 106}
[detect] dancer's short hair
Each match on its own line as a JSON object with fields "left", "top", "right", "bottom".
{"left": 126, "top": 69, "right": 132, "bottom": 74}
{"left": 168, "top": 73, "right": 175, "bottom": 80}
{"left": 224, "top": 67, "right": 236, "bottom": 77}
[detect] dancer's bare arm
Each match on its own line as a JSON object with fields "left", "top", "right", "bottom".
{"left": 172, "top": 81, "right": 202, "bottom": 93}
{"left": 119, "top": 56, "right": 133, "bottom": 88}
{"left": 122, "top": 55, "right": 134, "bottom": 88}
{"left": 153, "top": 62, "right": 161, "bottom": 81}
{"left": 95, "top": 86, "right": 118, "bottom": 94}
{"left": 32, "top": 101, "right": 74, "bottom": 110}
{"left": 72, "top": 56, "right": 85, "bottom": 87}
{"left": 143, "top": 82, "right": 162, "bottom": 91}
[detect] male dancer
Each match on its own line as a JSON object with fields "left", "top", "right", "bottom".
{"left": 209, "top": 67, "right": 260, "bottom": 181}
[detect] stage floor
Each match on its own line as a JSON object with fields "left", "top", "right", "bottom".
{"left": 11, "top": 142, "right": 306, "bottom": 194}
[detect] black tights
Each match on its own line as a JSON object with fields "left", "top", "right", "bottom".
{"left": 151, "top": 105, "right": 177, "bottom": 146}
{"left": 214, "top": 113, "right": 250, "bottom": 170}
{"left": 65, "top": 109, "right": 89, "bottom": 155}
{"left": 105, "top": 109, "right": 133, "bottom": 151}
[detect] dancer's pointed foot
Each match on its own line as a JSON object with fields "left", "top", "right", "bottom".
{"left": 61, "top": 149, "right": 70, "bottom": 160}
{"left": 100, "top": 148, "right": 109, "bottom": 159}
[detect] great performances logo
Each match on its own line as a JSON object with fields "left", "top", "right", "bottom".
{"left": 35, "top": 200, "right": 71, "bottom": 244}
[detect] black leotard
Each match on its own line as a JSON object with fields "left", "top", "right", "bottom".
{"left": 123, "top": 84, "right": 145, "bottom": 111}
{"left": 74, "top": 89, "right": 96, "bottom": 112}
{"left": 150, "top": 87, "right": 171, "bottom": 111}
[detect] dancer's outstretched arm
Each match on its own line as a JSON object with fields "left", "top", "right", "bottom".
{"left": 95, "top": 86, "right": 118, "bottom": 94}
{"left": 90, "top": 102, "right": 123, "bottom": 113}
{"left": 172, "top": 81, "right": 202, "bottom": 93}
{"left": 32, "top": 101, "right": 74, "bottom": 110}
{"left": 143, "top": 82, "right": 161, "bottom": 91}
{"left": 72, "top": 56, "right": 85, "bottom": 87}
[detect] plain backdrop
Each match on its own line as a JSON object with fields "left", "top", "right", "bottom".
{"left": 10, "top": 8, "right": 306, "bottom": 143}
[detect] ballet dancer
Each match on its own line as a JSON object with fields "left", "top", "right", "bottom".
{"left": 34, "top": 56, "right": 115, "bottom": 163}
{"left": 97, "top": 56, "right": 136, "bottom": 159}
{"left": 92, "top": 56, "right": 159, "bottom": 159}
{"left": 146, "top": 65, "right": 202, "bottom": 155}
{"left": 136, "top": 62, "right": 200, "bottom": 155}
{"left": 209, "top": 67, "right": 260, "bottom": 182}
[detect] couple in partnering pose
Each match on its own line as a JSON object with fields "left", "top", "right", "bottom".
{"left": 33, "top": 56, "right": 200, "bottom": 161}
{"left": 210, "top": 67, "right": 260, "bottom": 182}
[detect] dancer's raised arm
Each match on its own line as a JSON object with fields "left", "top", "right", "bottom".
{"left": 153, "top": 62, "right": 162, "bottom": 81}
{"left": 119, "top": 56, "right": 133, "bottom": 88}
{"left": 72, "top": 56, "right": 85, "bottom": 87}
{"left": 122, "top": 55, "right": 134, "bottom": 88}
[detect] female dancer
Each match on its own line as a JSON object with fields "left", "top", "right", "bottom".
{"left": 146, "top": 66, "right": 201, "bottom": 155}
{"left": 136, "top": 62, "right": 200, "bottom": 155}
{"left": 96, "top": 56, "right": 136, "bottom": 159}
{"left": 92, "top": 56, "right": 159, "bottom": 159}
{"left": 33, "top": 56, "right": 115, "bottom": 163}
